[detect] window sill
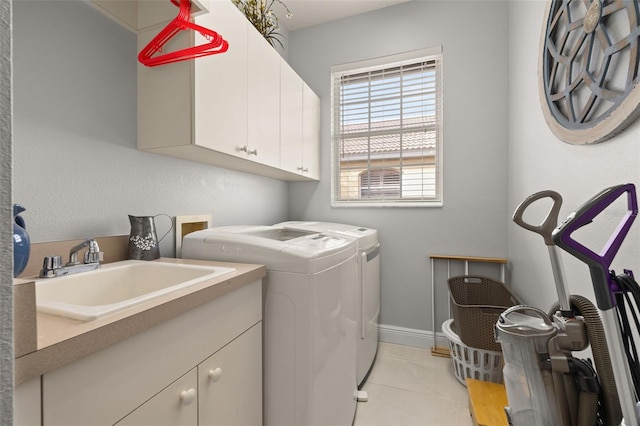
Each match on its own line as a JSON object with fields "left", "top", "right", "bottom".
{"left": 331, "top": 200, "right": 444, "bottom": 208}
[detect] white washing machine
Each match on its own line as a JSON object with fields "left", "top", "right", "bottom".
{"left": 276, "top": 221, "right": 380, "bottom": 388}
{"left": 181, "top": 226, "right": 358, "bottom": 426}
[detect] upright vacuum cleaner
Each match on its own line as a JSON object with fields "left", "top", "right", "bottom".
{"left": 552, "top": 183, "right": 640, "bottom": 426}
{"left": 496, "top": 188, "right": 626, "bottom": 425}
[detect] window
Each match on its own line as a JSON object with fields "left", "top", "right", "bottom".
{"left": 360, "top": 169, "right": 400, "bottom": 198}
{"left": 331, "top": 47, "right": 443, "bottom": 207}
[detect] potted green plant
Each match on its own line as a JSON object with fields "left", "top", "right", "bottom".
{"left": 232, "top": 0, "right": 292, "bottom": 49}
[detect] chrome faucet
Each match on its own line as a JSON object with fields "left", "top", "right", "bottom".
{"left": 40, "top": 239, "right": 104, "bottom": 278}
{"left": 68, "top": 239, "right": 102, "bottom": 265}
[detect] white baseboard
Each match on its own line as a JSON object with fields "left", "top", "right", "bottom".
{"left": 378, "top": 323, "right": 450, "bottom": 350}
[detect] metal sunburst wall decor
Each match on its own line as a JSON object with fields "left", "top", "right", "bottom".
{"left": 539, "top": 0, "right": 640, "bottom": 144}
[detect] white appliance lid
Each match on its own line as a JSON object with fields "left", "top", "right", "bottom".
{"left": 182, "top": 226, "right": 357, "bottom": 274}
{"left": 276, "top": 221, "right": 378, "bottom": 249}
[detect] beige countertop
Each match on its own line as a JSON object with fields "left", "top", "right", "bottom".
{"left": 15, "top": 258, "right": 266, "bottom": 386}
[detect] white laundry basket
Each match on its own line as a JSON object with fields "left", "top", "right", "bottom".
{"left": 441, "top": 319, "right": 504, "bottom": 386}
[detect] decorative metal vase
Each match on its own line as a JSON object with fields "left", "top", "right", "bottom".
{"left": 128, "top": 214, "right": 173, "bottom": 261}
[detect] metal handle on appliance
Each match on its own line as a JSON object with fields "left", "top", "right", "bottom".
{"left": 513, "top": 190, "right": 570, "bottom": 312}
{"left": 513, "top": 190, "right": 563, "bottom": 246}
{"left": 364, "top": 243, "right": 380, "bottom": 262}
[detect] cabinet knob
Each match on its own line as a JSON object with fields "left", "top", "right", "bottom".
{"left": 297, "top": 166, "right": 308, "bottom": 173}
{"left": 180, "top": 388, "right": 197, "bottom": 406}
{"left": 237, "top": 146, "right": 258, "bottom": 156}
{"left": 208, "top": 367, "right": 223, "bottom": 382}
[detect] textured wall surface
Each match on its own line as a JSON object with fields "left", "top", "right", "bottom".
{"left": 287, "top": 1, "right": 510, "bottom": 332}
{"left": 507, "top": 1, "right": 640, "bottom": 311}
{"left": 12, "top": 1, "right": 289, "bottom": 258}
{"left": 1, "top": 0, "right": 13, "bottom": 423}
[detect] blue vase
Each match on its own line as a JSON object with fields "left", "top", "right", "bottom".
{"left": 13, "top": 204, "right": 30, "bottom": 278}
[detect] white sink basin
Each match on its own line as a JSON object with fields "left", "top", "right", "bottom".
{"left": 36, "top": 260, "right": 235, "bottom": 321}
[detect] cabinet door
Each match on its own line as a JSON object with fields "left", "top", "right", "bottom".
{"left": 247, "top": 28, "right": 281, "bottom": 168}
{"left": 115, "top": 369, "right": 198, "bottom": 426}
{"left": 302, "top": 83, "right": 320, "bottom": 179}
{"left": 280, "top": 60, "right": 303, "bottom": 174}
{"left": 15, "top": 377, "right": 41, "bottom": 426}
{"left": 198, "top": 323, "right": 262, "bottom": 426}
{"left": 42, "top": 281, "right": 262, "bottom": 426}
{"left": 137, "top": 27, "right": 193, "bottom": 151}
{"left": 194, "top": 0, "right": 248, "bottom": 158}
{"left": 92, "top": 0, "right": 211, "bottom": 32}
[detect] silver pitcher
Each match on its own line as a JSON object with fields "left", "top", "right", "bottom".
{"left": 128, "top": 214, "right": 174, "bottom": 261}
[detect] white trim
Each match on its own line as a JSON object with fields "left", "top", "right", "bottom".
{"left": 378, "top": 323, "right": 450, "bottom": 350}
{"left": 332, "top": 200, "right": 444, "bottom": 208}
{"left": 331, "top": 46, "right": 443, "bottom": 74}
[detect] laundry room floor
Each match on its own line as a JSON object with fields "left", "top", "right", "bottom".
{"left": 353, "top": 342, "right": 474, "bottom": 426}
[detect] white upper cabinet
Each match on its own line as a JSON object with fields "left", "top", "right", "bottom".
{"left": 247, "top": 28, "right": 281, "bottom": 168}
{"left": 128, "top": 0, "right": 319, "bottom": 181}
{"left": 193, "top": 1, "right": 249, "bottom": 158}
{"left": 302, "top": 82, "right": 320, "bottom": 179}
{"left": 280, "top": 60, "right": 304, "bottom": 175}
{"left": 279, "top": 62, "right": 319, "bottom": 180}
{"left": 92, "top": 0, "right": 211, "bottom": 33}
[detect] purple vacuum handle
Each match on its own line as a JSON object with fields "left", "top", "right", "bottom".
{"left": 552, "top": 184, "right": 638, "bottom": 311}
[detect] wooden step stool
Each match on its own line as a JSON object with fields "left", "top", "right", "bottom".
{"left": 465, "top": 378, "right": 509, "bottom": 426}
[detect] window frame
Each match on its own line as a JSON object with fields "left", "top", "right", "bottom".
{"left": 330, "top": 47, "right": 444, "bottom": 208}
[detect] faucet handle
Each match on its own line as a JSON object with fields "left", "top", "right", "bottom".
{"left": 84, "top": 250, "right": 103, "bottom": 264}
{"left": 40, "top": 255, "right": 63, "bottom": 277}
{"left": 84, "top": 240, "right": 103, "bottom": 264}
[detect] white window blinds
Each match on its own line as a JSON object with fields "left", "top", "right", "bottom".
{"left": 331, "top": 48, "right": 443, "bottom": 207}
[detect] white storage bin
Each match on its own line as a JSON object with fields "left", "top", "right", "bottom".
{"left": 441, "top": 319, "right": 504, "bottom": 386}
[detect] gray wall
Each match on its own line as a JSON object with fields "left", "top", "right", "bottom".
{"left": 287, "top": 1, "right": 510, "bottom": 332}
{"left": 507, "top": 2, "right": 640, "bottom": 311}
{"left": 12, "top": 1, "right": 289, "bottom": 257}
{"left": 1, "top": 0, "right": 13, "bottom": 422}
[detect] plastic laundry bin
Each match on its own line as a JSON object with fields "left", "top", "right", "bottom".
{"left": 448, "top": 275, "right": 521, "bottom": 352}
{"left": 442, "top": 319, "right": 504, "bottom": 386}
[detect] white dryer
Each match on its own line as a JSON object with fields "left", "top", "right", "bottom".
{"left": 181, "top": 226, "right": 358, "bottom": 426}
{"left": 276, "top": 221, "right": 380, "bottom": 387}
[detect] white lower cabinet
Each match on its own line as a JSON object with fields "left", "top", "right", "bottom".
{"left": 115, "top": 368, "right": 199, "bottom": 426}
{"left": 15, "top": 377, "right": 41, "bottom": 426}
{"left": 199, "top": 323, "right": 262, "bottom": 425}
{"left": 41, "top": 280, "right": 262, "bottom": 426}
{"left": 115, "top": 323, "right": 262, "bottom": 426}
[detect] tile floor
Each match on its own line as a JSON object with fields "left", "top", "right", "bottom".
{"left": 353, "top": 342, "right": 473, "bottom": 426}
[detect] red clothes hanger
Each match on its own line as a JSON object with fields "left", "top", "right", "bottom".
{"left": 138, "top": 0, "right": 229, "bottom": 67}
